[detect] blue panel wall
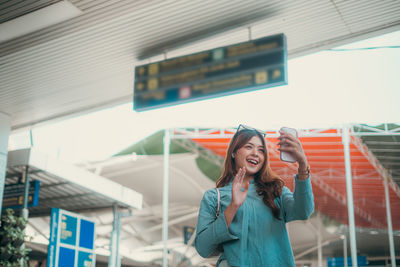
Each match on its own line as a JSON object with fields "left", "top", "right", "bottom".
{"left": 60, "top": 214, "right": 77, "bottom": 246}
{"left": 47, "top": 208, "right": 96, "bottom": 267}
{"left": 79, "top": 219, "right": 95, "bottom": 249}
{"left": 58, "top": 247, "right": 75, "bottom": 267}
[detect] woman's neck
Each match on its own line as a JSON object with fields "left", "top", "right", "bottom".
{"left": 243, "top": 175, "right": 254, "bottom": 184}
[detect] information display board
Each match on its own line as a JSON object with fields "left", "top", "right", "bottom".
{"left": 47, "top": 208, "right": 96, "bottom": 267}
{"left": 3, "top": 180, "right": 40, "bottom": 209}
{"left": 134, "top": 33, "right": 287, "bottom": 111}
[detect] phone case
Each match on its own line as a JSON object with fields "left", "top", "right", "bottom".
{"left": 280, "top": 127, "right": 298, "bottom": 163}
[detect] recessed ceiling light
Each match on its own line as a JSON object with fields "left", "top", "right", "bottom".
{"left": 0, "top": 0, "right": 82, "bottom": 43}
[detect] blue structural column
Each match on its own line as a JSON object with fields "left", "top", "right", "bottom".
{"left": 0, "top": 112, "right": 11, "bottom": 218}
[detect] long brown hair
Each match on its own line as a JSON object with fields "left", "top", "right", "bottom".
{"left": 216, "top": 128, "right": 285, "bottom": 219}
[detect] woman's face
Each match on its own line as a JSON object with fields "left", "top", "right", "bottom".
{"left": 234, "top": 135, "right": 266, "bottom": 177}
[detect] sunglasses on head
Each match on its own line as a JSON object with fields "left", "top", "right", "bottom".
{"left": 236, "top": 124, "right": 267, "bottom": 138}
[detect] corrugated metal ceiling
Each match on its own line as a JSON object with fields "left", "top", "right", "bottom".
{"left": 6, "top": 164, "right": 120, "bottom": 217}
{"left": 5, "top": 148, "right": 141, "bottom": 216}
{"left": 0, "top": 0, "right": 400, "bottom": 129}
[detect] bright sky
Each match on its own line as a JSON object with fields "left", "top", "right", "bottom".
{"left": 9, "top": 30, "right": 400, "bottom": 163}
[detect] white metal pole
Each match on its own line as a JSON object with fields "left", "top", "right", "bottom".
{"left": 108, "top": 204, "right": 118, "bottom": 267}
{"left": 342, "top": 126, "right": 358, "bottom": 267}
{"left": 162, "top": 129, "right": 171, "bottom": 267}
{"left": 116, "top": 212, "right": 121, "bottom": 267}
{"left": 116, "top": 211, "right": 132, "bottom": 267}
{"left": 342, "top": 235, "right": 348, "bottom": 267}
{"left": 384, "top": 173, "right": 397, "bottom": 267}
{"left": 0, "top": 112, "right": 11, "bottom": 219}
{"left": 317, "top": 213, "right": 322, "bottom": 267}
{"left": 20, "top": 166, "right": 30, "bottom": 266}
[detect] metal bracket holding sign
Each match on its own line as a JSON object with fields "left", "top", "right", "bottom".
{"left": 47, "top": 208, "right": 96, "bottom": 267}
{"left": 3, "top": 180, "right": 40, "bottom": 209}
{"left": 134, "top": 33, "right": 287, "bottom": 111}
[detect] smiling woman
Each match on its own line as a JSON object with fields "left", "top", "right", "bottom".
{"left": 233, "top": 135, "right": 265, "bottom": 176}
{"left": 194, "top": 125, "right": 314, "bottom": 267}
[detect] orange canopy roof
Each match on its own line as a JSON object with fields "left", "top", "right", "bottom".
{"left": 175, "top": 127, "right": 400, "bottom": 230}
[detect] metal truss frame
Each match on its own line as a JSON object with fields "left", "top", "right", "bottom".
{"left": 171, "top": 124, "right": 400, "bottom": 193}
{"left": 162, "top": 123, "right": 399, "bottom": 266}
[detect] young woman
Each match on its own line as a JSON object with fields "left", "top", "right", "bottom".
{"left": 195, "top": 125, "right": 314, "bottom": 267}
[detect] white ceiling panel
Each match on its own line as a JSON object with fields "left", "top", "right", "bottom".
{"left": 0, "top": 0, "right": 399, "bottom": 129}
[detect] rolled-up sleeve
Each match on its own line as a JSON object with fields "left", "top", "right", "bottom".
{"left": 281, "top": 175, "right": 314, "bottom": 222}
{"left": 195, "top": 189, "right": 239, "bottom": 258}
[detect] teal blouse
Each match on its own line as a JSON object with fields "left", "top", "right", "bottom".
{"left": 195, "top": 176, "right": 314, "bottom": 267}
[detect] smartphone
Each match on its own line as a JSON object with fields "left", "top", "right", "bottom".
{"left": 280, "top": 127, "right": 298, "bottom": 163}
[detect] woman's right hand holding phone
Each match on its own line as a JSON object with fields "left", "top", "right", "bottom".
{"left": 278, "top": 129, "right": 307, "bottom": 165}
{"left": 278, "top": 128, "right": 310, "bottom": 180}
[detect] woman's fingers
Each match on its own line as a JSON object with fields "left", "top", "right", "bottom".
{"left": 239, "top": 169, "right": 248, "bottom": 191}
{"left": 244, "top": 180, "right": 250, "bottom": 192}
{"left": 278, "top": 132, "right": 299, "bottom": 145}
{"left": 233, "top": 168, "right": 249, "bottom": 188}
{"left": 233, "top": 168, "right": 244, "bottom": 191}
{"left": 278, "top": 131, "right": 295, "bottom": 140}
{"left": 231, "top": 168, "right": 250, "bottom": 207}
{"left": 237, "top": 168, "right": 244, "bottom": 183}
{"left": 240, "top": 168, "right": 246, "bottom": 183}
{"left": 234, "top": 168, "right": 242, "bottom": 184}
{"left": 234, "top": 168, "right": 240, "bottom": 184}
{"left": 278, "top": 138, "right": 297, "bottom": 150}
{"left": 233, "top": 168, "right": 248, "bottom": 192}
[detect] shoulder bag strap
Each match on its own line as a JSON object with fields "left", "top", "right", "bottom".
{"left": 216, "top": 188, "right": 220, "bottom": 218}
